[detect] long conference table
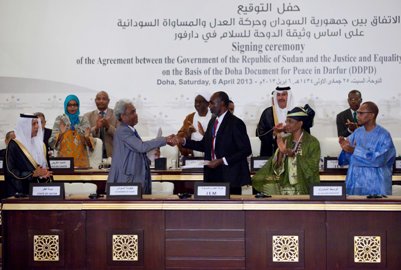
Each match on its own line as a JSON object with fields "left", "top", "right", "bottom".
{"left": 1, "top": 169, "right": 401, "bottom": 197}
{"left": 2, "top": 195, "right": 401, "bottom": 270}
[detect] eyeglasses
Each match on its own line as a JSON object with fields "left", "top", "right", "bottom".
{"left": 356, "top": 111, "right": 372, "bottom": 115}
{"left": 67, "top": 103, "right": 78, "bottom": 107}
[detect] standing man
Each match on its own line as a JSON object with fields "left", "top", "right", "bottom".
{"left": 34, "top": 112, "right": 53, "bottom": 152}
{"left": 256, "top": 86, "right": 294, "bottom": 157}
{"left": 0, "top": 131, "right": 16, "bottom": 159}
{"left": 178, "top": 91, "right": 252, "bottom": 195}
{"left": 107, "top": 99, "right": 174, "bottom": 194}
{"left": 336, "top": 90, "right": 362, "bottom": 137}
{"left": 4, "top": 114, "right": 52, "bottom": 197}
{"left": 339, "top": 101, "right": 396, "bottom": 195}
{"left": 177, "top": 92, "right": 211, "bottom": 157}
{"left": 84, "top": 91, "right": 117, "bottom": 158}
{"left": 228, "top": 100, "right": 235, "bottom": 114}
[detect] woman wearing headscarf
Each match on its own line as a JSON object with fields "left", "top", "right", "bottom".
{"left": 5, "top": 114, "right": 52, "bottom": 196}
{"left": 252, "top": 105, "right": 320, "bottom": 195}
{"left": 49, "top": 94, "right": 94, "bottom": 168}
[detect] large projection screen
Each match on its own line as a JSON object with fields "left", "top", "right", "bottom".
{"left": 1, "top": 0, "right": 401, "bottom": 154}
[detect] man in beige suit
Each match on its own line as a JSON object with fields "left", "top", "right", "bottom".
{"left": 84, "top": 91, "right": 117, "bottom": 158}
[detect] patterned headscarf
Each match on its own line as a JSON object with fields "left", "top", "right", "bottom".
{"left": 287, "top": 104, "right": 315, "bottom": 133}
{"left": 64, "top": 94, "right": 80, "bottom": 130}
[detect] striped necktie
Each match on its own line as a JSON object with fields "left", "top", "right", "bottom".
{"left": 99, "top": 111, "right": 107, "bottom": 158}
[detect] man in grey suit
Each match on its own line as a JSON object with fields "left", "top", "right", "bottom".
{"left": 336, "top": 90, "right": 362, "bottom": 137}
{"left": 84, "top": 91, "right": 118, "bottom": 158}
{"left": 107, "top": 99, "right": 174, "bottom": 194}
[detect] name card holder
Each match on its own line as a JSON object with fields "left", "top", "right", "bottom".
{"left": 251, "top": 157, "right": 269, "bottom": 172}
{"left": 181, "top": 157, "right": 204, "bottom": 172}
{"left": 393, "top": 157, "right": 401, "bottom": 173}
{"left": 106, "top": 183, "right": 142, "bottom": 200}
{"left": 310, "top": 183, "right": 346, "bottom": 200}
{"left": 194, "top": 182, "right": 230, "bottom": 200}
{"left": 49, "top": 157, "right": 74, "bottom": 174}
{"left": 29, "top": 183, "right": 64, "bottom": 200}
{"left": 323, "top": 157, "right": 348, "bottom": 173}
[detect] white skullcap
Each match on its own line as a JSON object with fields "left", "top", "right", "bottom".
{"left": 196, "top": 90, "right": 211, "bottom": 102}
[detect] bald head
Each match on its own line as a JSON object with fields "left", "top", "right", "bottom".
{"left": 95, "top": 91, "right": 110, "bottom": 111}
{"left": 362, "top": 101, "right": 379, "bottom": 119}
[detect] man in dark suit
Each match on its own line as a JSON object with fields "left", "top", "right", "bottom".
{"left": 0, "top": 130, "right": 15, "bottom": 159}
{"left": 178, "top": 91, "right": 252, "bottom": 195}
{"left": 336, "top": 90, "right": 362, "bottom": 137}
{"left": 34, "top": 112, "right": 53, "bottom": 152}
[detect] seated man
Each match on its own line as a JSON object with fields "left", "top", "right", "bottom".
{"left": 177, "top": 91, "right": 211, "bottom": 157}
{"left": 252, "top": 105, "right": 320, "bottom": 195}
{"left": 4, "top": 114, "right": 52, "bottom": 197}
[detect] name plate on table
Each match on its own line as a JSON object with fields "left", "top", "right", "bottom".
{"left": 251, "top": 157, "right": 269, "bottom": 171}
{"left": 29, "top": 183, "right": 64, "bottom": 200}
{"left": 310, "top": 183, "right": 346, "bottom": 200}
{"left": 106, "top": 183, "right": 142, "bottom": 200}
{"left": 393, "top": 157, "right": 401, "bottom": 173}
{"left": 323, "top": 157, "right": 348, "bottom": 173}
{"left": 49, "top": 157, "right": 74, "bottom": 174}
{"left": 194, "top": 182, "right": 230, "bottom": 199}
{"left": 181, "top": 157, "right": 205, "bottom": 172}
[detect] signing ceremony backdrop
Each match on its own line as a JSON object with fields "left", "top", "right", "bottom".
{"left": 1, "top": 0, "right": 401, "bottom": 155}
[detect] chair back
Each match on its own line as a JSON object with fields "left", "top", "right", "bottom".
{"left": 152, "top": 181, "right": 174, "bottom": 195}
{"left": 88, "top": 138, "right": 103, "bottom": 169}
{"left": 64, "top": 182, "right": 97, "bottom": 197}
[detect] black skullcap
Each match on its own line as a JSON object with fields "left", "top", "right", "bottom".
{"left": 275, "top": 86, "right": 291, "bottom": 91}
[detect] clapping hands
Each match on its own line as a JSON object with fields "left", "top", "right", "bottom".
{"left": 345, "top": 119, "right": 358, "bottom": 132}
{"left": 59, "top": 119, "right": 67, "bottom": 134}
{"left": 339, "top": 136, "right": 355, "bottom": 153}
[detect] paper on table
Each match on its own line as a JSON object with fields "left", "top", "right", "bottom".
{"left": 181, "top": 160, "right": 209, "bottom": 169}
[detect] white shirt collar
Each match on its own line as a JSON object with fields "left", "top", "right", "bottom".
{"left": 216, "top": 110, "right": 228, "bottom": 122}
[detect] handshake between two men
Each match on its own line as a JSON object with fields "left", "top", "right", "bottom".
{"left": 163, "top": 134, "right": 223, "bottom": 169}
{"left": 165, "top": 134, "right": 184, "bottom": 147}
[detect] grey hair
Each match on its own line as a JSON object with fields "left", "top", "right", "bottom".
{"left": 114, "top": 99, "right": 133, "bottom": 121}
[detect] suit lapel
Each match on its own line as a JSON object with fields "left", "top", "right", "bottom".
{"left": 347, "top": 109, "right": 353, "bottom": 120}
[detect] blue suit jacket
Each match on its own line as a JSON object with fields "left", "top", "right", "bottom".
{"left": 107, "top": 123, "right": 166, "bottom": 193}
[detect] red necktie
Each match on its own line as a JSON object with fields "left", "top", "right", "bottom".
{"left": 211, "top": 118, "right": 218, "bottom": 160}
